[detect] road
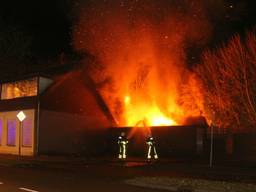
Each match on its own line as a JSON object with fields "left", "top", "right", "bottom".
{"left": 0, "top": 161, "right": 169, "bottom": 192}
{"left": 1, "top": 160, "right": 256, "bottom": 192}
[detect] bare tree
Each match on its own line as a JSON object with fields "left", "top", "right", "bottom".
{"left": 195, "top": 31, "right": 256, "bottom": 132}
{"left": 178, "top": 73, "right": 205, "bottom": 119}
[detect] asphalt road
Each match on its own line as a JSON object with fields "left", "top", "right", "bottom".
{"left": 0, "top": 162, "right": 168, "bottom": 192}
{"left": 1, "top": 160, "right": 256, "bottom": 192}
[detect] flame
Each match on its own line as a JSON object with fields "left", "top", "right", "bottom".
{"left": 123, "top": 95, "right": 177, "bottom": 127}
{"left": 73, "top": 1, "right": 210, "bottom": 127}
{"left": 124, "top": 96, "right": 130, "bottom": 105}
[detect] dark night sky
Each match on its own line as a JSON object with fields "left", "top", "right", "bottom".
{"left": 0, "top": 0, "right": 71, "bottom": 58}
{"left": 0, "top": 0, "right": 256, "bottom": 59}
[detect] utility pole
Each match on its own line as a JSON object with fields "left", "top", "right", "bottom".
{"left": 209, "top": 123, "right": 214, "bottom": 167}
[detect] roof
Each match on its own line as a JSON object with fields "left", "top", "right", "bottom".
{"left": 0, "top": 63, "right": 75, "bottom": 84}
{"left": 40, "top": 69, "right": 116, "bottom": 127}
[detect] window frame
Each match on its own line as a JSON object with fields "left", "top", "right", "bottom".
{"left": 0, "top": 77, "right": 38, "bottom": 100}
{"left": 6, "top": 119, "right": 17, "bottom": 147}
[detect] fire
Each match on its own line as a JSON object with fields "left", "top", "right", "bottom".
{"left": 73, "top": 0, "right": 210, "bottom": 127}
{"left": 123, "top": 95, "right": 177, "bottom": 127}
{"left": 151, "top": 116, "right": 176, "bottom": 126}
{"left": 124, "top": 96, "right": 130, "bottom": 105}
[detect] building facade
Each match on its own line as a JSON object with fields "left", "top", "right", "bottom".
{"left": 0, "top": 77, "right": 40, "bottom": 155}
{"left": 0, "top": 73, "right": 113, "bottom": 156}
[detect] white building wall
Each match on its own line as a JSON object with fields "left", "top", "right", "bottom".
{"left": 0, "top": 109, "right": 35, "bottom": 156}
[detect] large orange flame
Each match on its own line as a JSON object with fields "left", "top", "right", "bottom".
{"left": 73, "top": 0, "right": 211, "bottom": 127}
{"left": 123, "top": 95, "right": 177, "bottom": 126}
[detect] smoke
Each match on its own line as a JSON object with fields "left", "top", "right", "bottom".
{"left": 72, "top": 0, "right": 212, "bottom": 126}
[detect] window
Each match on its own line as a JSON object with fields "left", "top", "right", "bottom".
{"left": 0, "top": 119, "right": 2, "bottom": 145}
{"left": 22, "top": 118, "right": 33, "bottom": 147}
{"left": 7, "top": 120, "right": 16, "bottom": 146}
{"left": 1, "top": 78, "right": 37, "bottom": 100}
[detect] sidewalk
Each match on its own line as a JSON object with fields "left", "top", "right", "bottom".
{"left": 1, "top": 154, "right": 256, "bottom": 177}
{"left": 0, "top": 154, "right": 157, "bottom": 167}
{"left": 0, "top": 154, "right": 255, "bottom": 166}
{"left": 0, "top": 154, "right": 103, "bottom": 168}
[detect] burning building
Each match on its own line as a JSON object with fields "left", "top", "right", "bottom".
{"left": 0, "top": 0, "right": 211, "bottom": 157}
{"left": 69, "top": 0, "right": 238, "bottom": 158}
{"left": 0, "top": 63, "right": 207, "bottom": 157}
{"left": 1, "top": 0, "right": 255, "bottom": 162}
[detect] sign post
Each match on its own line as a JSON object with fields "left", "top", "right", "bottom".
{"left": 17, "top": 111, "right": 26, "bottom": 156}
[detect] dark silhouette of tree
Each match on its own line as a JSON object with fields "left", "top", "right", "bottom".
{"left": 178, "top": 73, "right": 205, "bottom": 122}
{"left": 196, "top": 30, "right": 256, "bottom": 133}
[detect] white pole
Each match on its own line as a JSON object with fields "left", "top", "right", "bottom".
{"left": 209, "top": 123, "right": 214, "bottom": 167}
{"left": 16, "top": 111, "right": 26, "bottom": 156}
{"left": 19, "top": 121, "right": 22, "bottom": 156}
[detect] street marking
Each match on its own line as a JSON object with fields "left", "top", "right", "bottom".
{"left": 19, "top": 187, "right": 39, "bottom": 192}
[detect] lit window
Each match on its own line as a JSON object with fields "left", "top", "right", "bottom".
{"left": 1, "top": 78, "right": 37, "bottom": 100}
{"left": 7, "top": 120, "right": 16, "bottom": 146}
{"left": 22, "top": 118, "right": 33, "bottom": 147}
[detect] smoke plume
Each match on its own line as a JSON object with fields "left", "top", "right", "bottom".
{"left": 73, "top": 0, "right": 212, "bottom": 126}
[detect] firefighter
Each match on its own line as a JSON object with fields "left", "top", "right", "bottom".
{"left": 118, "top": 132, "right": 128, "bottom": 159}
{"left": 146, "top": 136, "right": 158, "bottom": 160}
